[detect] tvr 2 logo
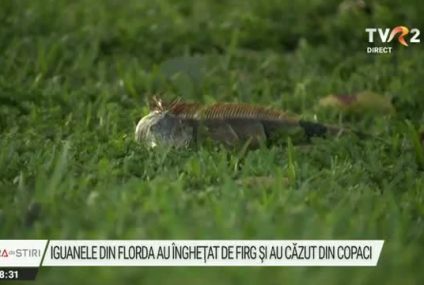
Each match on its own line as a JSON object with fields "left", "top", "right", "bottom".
{"left": 365, "top": 26, "right": 421, "bottom": 54}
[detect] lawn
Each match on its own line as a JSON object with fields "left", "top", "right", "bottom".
{"left": 1, "top": 0, "right": 424, "bottom": 284}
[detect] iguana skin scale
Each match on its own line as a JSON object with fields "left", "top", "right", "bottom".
{"left": 135, "top": 99, "right": 346, "bottom": 148}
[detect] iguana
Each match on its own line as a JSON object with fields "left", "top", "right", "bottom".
{"left": 135, "top": 97, "right": 351, "bottom": 149}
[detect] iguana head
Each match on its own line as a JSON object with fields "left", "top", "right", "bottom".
{"left": 135, "top": 101, "right": 193, "bottom": 148}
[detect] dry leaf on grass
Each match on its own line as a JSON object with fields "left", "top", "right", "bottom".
{"left": 318, "top": 91, "right": 395, "bottom": 114}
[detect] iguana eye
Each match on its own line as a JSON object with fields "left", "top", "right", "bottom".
{"left": 149, "top": 122, "right": 158, "bottom": 132}
{"left": 150, "top": 117, "right": 164, "bottom": 131}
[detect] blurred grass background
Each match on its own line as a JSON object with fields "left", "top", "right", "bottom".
{"left": 0, "top": 0, "right": 423, "bottom": 284}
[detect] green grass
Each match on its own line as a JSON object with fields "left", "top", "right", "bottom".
{"left": 1, "top": 0, "right": 424, "bottom": 284}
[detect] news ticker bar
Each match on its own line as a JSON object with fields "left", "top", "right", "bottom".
{"left": 1, "top": 240, "right": 384, "bottom": 280}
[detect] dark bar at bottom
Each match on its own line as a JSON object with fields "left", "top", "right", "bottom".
{"left": 0, "top": 267, "right": 39, "bottom": 281}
